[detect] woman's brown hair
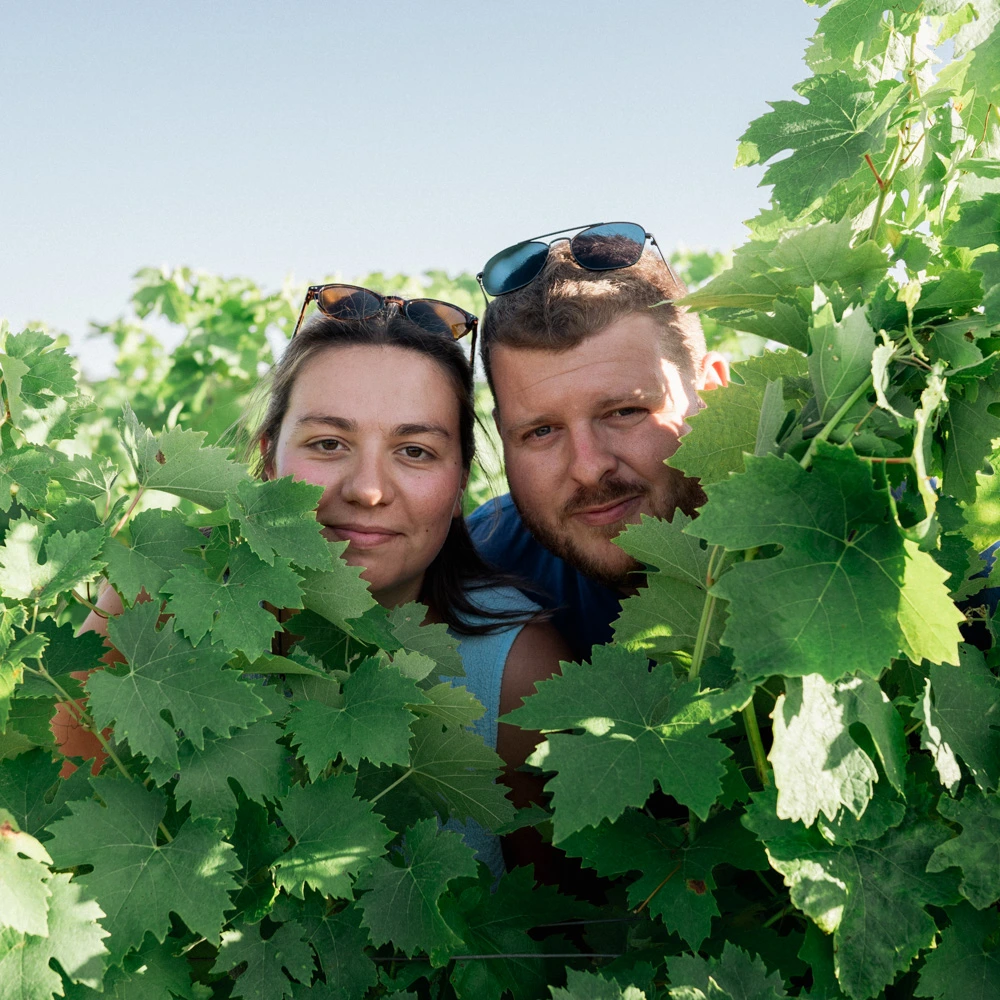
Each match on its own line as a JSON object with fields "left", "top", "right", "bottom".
{"left": 250, "top": 308, "right": 539, "bottom": 636}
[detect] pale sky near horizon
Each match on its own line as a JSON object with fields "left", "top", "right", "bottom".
{"left": 1, "top": 1, "right": 820, "bottom": 374}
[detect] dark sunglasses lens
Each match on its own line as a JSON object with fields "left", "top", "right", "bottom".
{"left": 481, "top": 241, "right": 550, "bottom": 296}
{"left": 571, "top": 223, "right": 647, "bottom": 271}
{"left": 317, "top": 286, "right": 383, "bottom": 320}
{"left": 405, "top": 300, "right": 472, "bottom": 339}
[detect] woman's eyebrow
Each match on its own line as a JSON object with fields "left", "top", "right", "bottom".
{"left": 393, "top": 423, "right": 451, "bottom": 438}
{"left": 296, "top": 415, "right": 356, "bottom": 430}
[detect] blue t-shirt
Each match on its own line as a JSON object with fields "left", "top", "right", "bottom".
{"left": 467, "top": 494, "right": 622, "bottom": 662}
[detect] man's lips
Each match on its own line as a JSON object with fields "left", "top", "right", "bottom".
{"left": 324, "top": 524, "right": 401, "bottom": 549}
{"left": 570, "top": 495, "right": 643, "bottom": 527}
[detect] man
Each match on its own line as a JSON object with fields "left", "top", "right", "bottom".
{"left": 468, "top": 225, "right": 729, "bottom": 661}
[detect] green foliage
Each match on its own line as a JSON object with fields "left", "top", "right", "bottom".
{"left": 2, "top": 4, "right": 1000, "bottom": 999}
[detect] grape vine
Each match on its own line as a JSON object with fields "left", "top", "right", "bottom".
{"left": 2, "top": 3, "right": 1000, "bottom": 999}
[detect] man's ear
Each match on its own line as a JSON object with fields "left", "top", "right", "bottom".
{"left": 698, "top": 351, "right": 730, "bottom": 392}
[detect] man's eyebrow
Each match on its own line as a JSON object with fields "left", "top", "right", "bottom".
{"left": 594, "top": 388, "right": 666, "bottom": 409}
{"left": 296, "top": 415, "right": 357, "bottom": 431}
{"left": 393, "top": 422, "right": 451, "bottom": 438}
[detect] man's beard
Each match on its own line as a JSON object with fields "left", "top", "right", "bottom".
{"left": 512, "top": 469, "right": 707, "bottom": 590}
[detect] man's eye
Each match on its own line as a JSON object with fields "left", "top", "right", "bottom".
{"left": 609, "top": 407, "right": 644, "bottom": 418}
{"left": 529, "top": 426, "right": 552, "bottom": 439}
{"left": 402, "top": 445, "right": 428, "bottom": 459}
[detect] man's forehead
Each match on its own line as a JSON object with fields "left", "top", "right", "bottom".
{"left": 490, "top": 316, "right": 685, "bottom": 412}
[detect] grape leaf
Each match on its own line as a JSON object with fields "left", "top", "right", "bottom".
{"left": 0, "top": 447, "right": 56, "bottom": 513}
{"left": 916, "top": 903, "right": 1000, "bottom": 1000}
{"left": 681, "top": 221, "right": 888, "bottom": 317}
{"left": 89, "top": 601, "right": 268, "bottom": 772}
{"left": 288, "top": 658, "right": 428, "bottom": 772}
{"left": 693, "top": 446, "right": 963, "bottom": 680}
{"left": 365, "top": 715, "right": 515, "bottom": 832}
{"left": 173, "top": 719, "right": 289, "bottom": 833}
{"left": 273, "top": 774, "right": 392, "bottom": 899}
{"left": 612, "top": 513, "right": 723, "bottom": 661}
{"left": 744, "top": 790, "right": 960, "bottom": 1000}
{"left": 163, "top": 542, "right": 303, "bottom": 660}
{"left": 298, "top": 544, "right": 377, "bottom": 632}
{"left": 413, "top": 682, "right": 484, "bottom": 728}
{"left": 0, "top": 631, "right": 47, "bottom": 730}
{"left": 16, "top": 619, "right": 106, "bottom": 698}
{"left": 814, "top": 0, "right": 916, "bottom": 60}
{"left": 0, "top": 813, "right": 52, "bottom": 936}
{"left": 769, "top": 673, "right": 905, "bottom": 826}
{"left": 808, "top": 304, "right": 875, "bottom": 424}
{"left": 2, "top": 330, "right": 77, "bottom": 410}
{"left": 737, "top": 73, "right": 900, "bottom": 216}
{"left": 354, "top": 817, "right": 477, "bottom": 962}
{"left": 46, "top": 776, "right": 240, "bottom": 963}
{"left": 562, "top": 809, "right": 766, "bottom": 950}
{"left": 449, "top": 866, "right": 591, "bottom": 1000}
{"left": 121, "top": 407, "right": 249, "bottom": 510}
{"left": 227, "top": 477, "right": 333, "bottom": 570}
{"left": 216, "top": 916, "right": 314, "bottom": 1000}
{"left": 0, "top": 748, "right": 91, "bottom": 839}
{"left": 669, "top": 351, "right": 809, "bottom": 485}
{"left": 0, "top": 513, "right": 105, "bottom": 606}
{"left": 918, "top": 644, "right": 1000, "bottom": 793}
{"left": 0, "top": 873, "right": 108, "bottom": 999}
{"left": 68, "top": 934, "right": 211, "bottom": 1000}
{"left": 506, "top": 645, "right": 731, "bottom": 842}
{"left": 667, "top": 942, "right": 786, "bottom": 1000}
{"left": 292, "top": 894, "right": 377, "bottom": 1000}
{"left": 0, "top": 345, "right": 31, "bottom": 426}
{"left": 389, "top": 602, "right": 465, "bottom": 677}
{"left": 228, "top": 795, "right": 284, "bottom": 924}
{"left": 102, "top": 508, "right": 207, "bottom": 603}
{"left": 941, "top": 376, "right": 1000, "bottom": 503}
{"left": 550, "top": 970, "right": 646, "bottom": 1000}
{"left": 927, "top": 787, "right": 1000, "bottom": 908}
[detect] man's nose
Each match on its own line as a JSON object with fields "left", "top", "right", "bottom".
{"left": 566, "top": 424, "right": 617, "bottom": 487}
{"left": 340, "top": 451, "right": 392, "bottom": 506}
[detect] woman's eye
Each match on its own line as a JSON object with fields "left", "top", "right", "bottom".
{"left": 315, "top": 439, "right": 343, "bottom": 452}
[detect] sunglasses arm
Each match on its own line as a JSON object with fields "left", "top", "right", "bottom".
{"left": 290, "top": 288, "right": 316, "bottom": 339}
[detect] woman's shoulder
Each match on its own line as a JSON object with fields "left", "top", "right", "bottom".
{"left": 463, "top": 583, "right": 540, "bottom": 619}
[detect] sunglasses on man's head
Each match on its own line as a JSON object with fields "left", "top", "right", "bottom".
{"left": 292, "top": 283, "right": 479, "bottom": 349}
{"left": 477, "top": 221, "right": 678, "bottom": 298}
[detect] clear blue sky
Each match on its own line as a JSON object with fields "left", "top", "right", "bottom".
{"left": 1, "top": 1, "right": 819, "bottom": 369}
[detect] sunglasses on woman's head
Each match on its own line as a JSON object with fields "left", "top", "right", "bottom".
{"left": 477, "top": 221, "right": 678, "bottom": 298}
{"left": 292, "top": 283, "right": 479, "bottom": 353}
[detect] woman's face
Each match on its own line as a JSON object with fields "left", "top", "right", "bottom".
{"left": 269, "top": 344, "right": 466, "bottom": 608}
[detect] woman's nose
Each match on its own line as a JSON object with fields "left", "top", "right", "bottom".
{"left": 340, "top": 452, "right": 392, "bottom": 506}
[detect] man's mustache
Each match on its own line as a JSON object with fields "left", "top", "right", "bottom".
{"left": 562, "top": 478, "right": 649, "bottom": 517}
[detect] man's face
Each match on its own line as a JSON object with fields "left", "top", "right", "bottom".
{"left": 492, "top": 312, "right": 722, "bottom": 587}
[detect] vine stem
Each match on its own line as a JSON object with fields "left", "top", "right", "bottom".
{"left": 799, "top": 375, "right": 874, "bottom": 471}
{"left": 111, "top": 486, "right": 145, "bottom": 537}
{"left": 688, "top": 545, "right": 724, "bottom": 682}
{"left": 743, "top": 698, "right": 770, "bottom": 788}
{"left": 70, "top": 590, "right": 109, "bottom": 618}
{"left": 370, "top": 767, "right": 415, "bottom": 804}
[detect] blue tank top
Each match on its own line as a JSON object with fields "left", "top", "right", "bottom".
{"left": 446, "top": 584, "right": 539, "bottom": 879}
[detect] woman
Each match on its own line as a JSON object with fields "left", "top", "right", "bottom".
{"left": 66, "top": 284, "right": 569, "bottom": 874}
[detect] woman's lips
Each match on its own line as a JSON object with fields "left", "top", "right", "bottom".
{"left": 324, "top": 525, "right": 401, "bottom": 549}
{"left": 571, "top": 495, "right": 643, "bottom": 527}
